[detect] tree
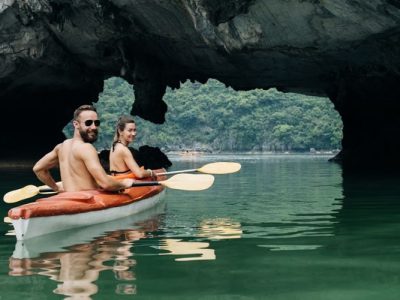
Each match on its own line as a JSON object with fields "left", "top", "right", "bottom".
{"left": 64, "top": 77, "right": 342, "bottom": 152}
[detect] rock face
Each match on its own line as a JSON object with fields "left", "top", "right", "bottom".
{"left": 1, "top": 0, "right": 400, "bottom": 167}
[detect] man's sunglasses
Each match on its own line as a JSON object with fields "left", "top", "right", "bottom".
{"left": 84, "top": 120, "right": 101, "bottom": 127}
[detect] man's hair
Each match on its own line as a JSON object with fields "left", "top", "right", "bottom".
{"left": 73, "top": 105, "right": 97, "bottom": 120}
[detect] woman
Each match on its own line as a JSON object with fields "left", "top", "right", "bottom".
{"left": 109, "top": 115, "right": 154, "bottom": 178}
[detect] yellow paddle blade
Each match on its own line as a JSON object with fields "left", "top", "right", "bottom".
{"left": 161, "top": 174, "right": 215, "bottom": 191}
{"left": 198, "top": 162, "right": 241, "bottom": 174}
{"left": 3, "top": 185, "right": 40, "bottom": 203}
{"left": 3, "top": 216, "right": 12, "bottom": 223}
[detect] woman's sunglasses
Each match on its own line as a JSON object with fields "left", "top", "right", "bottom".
{"left": 84, "top": 120, "right": 101, "bottom": 127}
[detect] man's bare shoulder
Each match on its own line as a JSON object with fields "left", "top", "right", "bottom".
{"left": 59, "top": 139, "right": 96, "bottom": 157}
{"left": 53, "top": 141, "right": 65, "bottom": 153}
{"left": 59, "top": 139, "right": 73, "bottom": 147}
{"left": 75, "top": 142, "right": 98, "bottom": 159}
{"left": 56, "top": 139, "right": 73, "bottom": 152}
{"left": 75, "top": 141, "right": 96, "bottom": 151}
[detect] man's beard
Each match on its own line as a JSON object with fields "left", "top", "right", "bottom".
{"left": 80, "top": 128, "right": 98, "bottom": 143}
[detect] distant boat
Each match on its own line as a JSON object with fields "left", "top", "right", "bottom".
{"left": 179, "top": 150, "right": 203, "bottom": 156}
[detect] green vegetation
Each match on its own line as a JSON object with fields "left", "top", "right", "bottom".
{"left": 64, "top": 77, "right": 342, "bottom": 152}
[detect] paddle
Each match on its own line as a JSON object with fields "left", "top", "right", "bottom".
{"left": 3, "top": 174, "right": 214, "bottom": 203}
{"left": 130, "top": 173, "right": 214, "bottom": 191}
{"left": 157, "top": 162, "right": 241, "bottom": 175}
{"left": 3, "top": 183, "right": 60, "bottom": 204}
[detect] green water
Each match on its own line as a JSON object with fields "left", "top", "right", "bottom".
{"left": 1, "top": 155, "right": 400, "bottom": 299}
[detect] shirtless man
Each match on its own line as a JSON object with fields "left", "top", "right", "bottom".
{"left": 33, "top": 105, "right": 134, "bottom": 192}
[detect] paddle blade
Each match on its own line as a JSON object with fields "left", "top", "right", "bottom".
{"left": 4, "top": 185, "right": 40, "bottom": 203}
{"left": 161, "top": 174, "right": 215, "bottom": 191}
{"left": 198, "top": 162, "right": 241, "bottom": 174}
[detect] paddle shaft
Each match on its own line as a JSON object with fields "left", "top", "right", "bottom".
{"left": 131, "top": 181, "right": 161, "bottom": 187}
{"left": 156, "top": 162, "right": 241, "bottom": 176}
{"left": 37, "top": 181, "right": 63, "bottom": 194}
{"left": 35, "top": 179, "right": 162, "bottom": 193}
{"left": 38, "top": 173, "right": 213, "bottom": 192}
{"left": 4, "top": 173, "right": 214, "bottom": 203}
{"left": 156, "top": 169, "right": 197, "bottom": 176}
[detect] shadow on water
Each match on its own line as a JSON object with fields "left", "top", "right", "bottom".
{"left": 7, "top": 203, "right": 166, "bottom": 298}
{"left": 333, "top": 170, "right": 400, "bottom": 253}
{"left": 247, "top": 168, "right": 400, "bottom": 299}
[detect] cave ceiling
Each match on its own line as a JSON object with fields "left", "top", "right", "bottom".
{"left": 1, "top": 0, "right": 400, "bottom": 165}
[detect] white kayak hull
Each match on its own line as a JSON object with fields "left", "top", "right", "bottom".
{"left": 11, "top": 189, "right": 166, "bottom": 240}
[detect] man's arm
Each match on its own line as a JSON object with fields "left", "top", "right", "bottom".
{"left": 33, "top": 144, "right": 61, "bottom": 191}
{"left": 79, "top": 144, "right": 133, "bottom": 191}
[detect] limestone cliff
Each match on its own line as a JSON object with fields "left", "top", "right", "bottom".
{"left": 1, "top": 0, "right": 400, "bottom": 167}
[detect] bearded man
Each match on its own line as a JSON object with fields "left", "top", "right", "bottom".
{"left": 33, "top": 105, "right": 134, "bottom": 192}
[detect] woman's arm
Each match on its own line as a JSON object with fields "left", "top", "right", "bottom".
{"left": 121, "top": 147, "right": 153, "bottom": 178}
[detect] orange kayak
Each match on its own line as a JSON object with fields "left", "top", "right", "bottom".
{"left": 8, "top": 170, "right": 166, "bottom": 240}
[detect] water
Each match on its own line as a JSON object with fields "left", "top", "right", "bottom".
{"left": 1, "top": 155, "right": 400, "bottom": 299}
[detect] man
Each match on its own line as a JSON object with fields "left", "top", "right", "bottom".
{"left": 33, "top": 105, "right": 134, "bottom": 192}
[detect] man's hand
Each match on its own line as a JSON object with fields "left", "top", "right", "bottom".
{"left": 56, "top": 182, "right": 64, "bottom": 193}
{"left": 120, "top": 178, "right": 135, "bottom": 189}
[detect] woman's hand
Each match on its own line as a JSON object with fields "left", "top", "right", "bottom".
{"left": 147, "top": 169, "right": 157, "bottom": 180}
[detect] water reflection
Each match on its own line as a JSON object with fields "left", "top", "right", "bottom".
{"left": 158, "top": 218, "right": 242, "bottom": 261}
{"left": 10, "top": 230, "right": 140, "bottom": 298}
{"left": 5, "top": 156, "right": 400, "bottom": 299}
{"left": 197, "top": 218, "right": 242, "bottom": 240}
{"left": 231, "top": 157, "right": 343, "bottom": 247}
{"left": 8, "top": 204, "right": 165, "bottom": 299}
{"left": 7, "top": 205, "right": 244, "bottom": 298}
{"left": 159, "top": 239, "right": 216, "bottom": 261}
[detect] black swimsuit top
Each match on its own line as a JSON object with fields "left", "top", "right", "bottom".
{"left": 112, "top": 140, "right": 125, "bottom": 152}
{"left": 110, "top": 140, "right": 131, "bottom": 175}
{"left": 110, "top": 169, "right": 131, "bottom": 176}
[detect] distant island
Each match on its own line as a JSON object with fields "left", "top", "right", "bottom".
{"left": 64, "top": 78, "right": 342, "bottom": 153}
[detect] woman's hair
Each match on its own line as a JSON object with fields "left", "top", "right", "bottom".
{"left": 112, "top": 115, "right": 135, "bottom": 150}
